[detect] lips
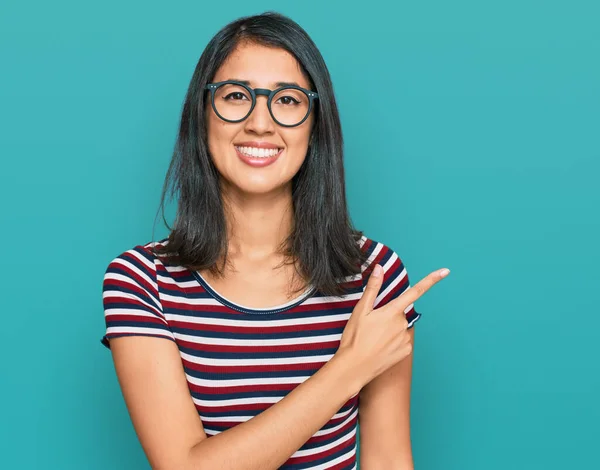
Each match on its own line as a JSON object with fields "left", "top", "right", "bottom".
{"left": 234, "top": 141, "right": 282, "bottom": 149}
{"left": 234, "top": 145, "right": 283, "bottom": 168}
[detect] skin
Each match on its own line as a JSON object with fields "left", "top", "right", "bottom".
{"left": 108, "top": 41, "right": 448, "bottom": 469}
{"left": 200, "top": 40, "right": 314, "bottom": 305}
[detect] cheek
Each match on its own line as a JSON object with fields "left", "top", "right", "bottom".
{"left": 287, "top": 128, "right": 312, "bottom": 156}
{"left": 206, "top": 115, "right": 233, "bottom": 154}
{"left": 286, "top": 114, "right": 313, "bottom": 149}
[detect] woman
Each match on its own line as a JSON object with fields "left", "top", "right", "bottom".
{"left": 101, "top": 11, "right": 449, "bottom": 470}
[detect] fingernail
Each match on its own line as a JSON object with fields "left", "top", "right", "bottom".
{"left": 440, "top": 268, "right": 450, "bottom": 277}
{"left": 373, "top": 264, "right": 383, "bottom": 277}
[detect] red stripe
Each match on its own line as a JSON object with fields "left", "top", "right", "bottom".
{"left": 195, "top": 402, "right": 271, "bottom": 414}
{"left": 307, "top": 411, "right": 358, "bottom": 444}
{"left": 327, "top": 454, "right": 356, "bottom": 469}
{"left": 177, "top": 338, "right": 341, "bottom": 353}
{"left": 183, "top": 358, "right": 328, "bottom": 374}
{"left": 161, "top": 297, "right": 358, "bottom": 314}
{"left": 170, "top": 319, "right": 348, "bottom": 334}
{"left": 376, "top": 259, "right": 410, "bottom": 308}
{"left": 286, "top": 433, "right": 356, "bottom": 465}
{"left": 188, "top": 382, "right": 296, "bottom": 395}
{"left": 106, "top": 312, "right": 168, "bottom": 326}
{"left": 108, "top": 259, "right": 158, "bottom": 299}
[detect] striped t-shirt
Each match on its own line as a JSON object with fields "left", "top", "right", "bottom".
{"left": 101, "top": 235, "right": 421, "bottom": 470}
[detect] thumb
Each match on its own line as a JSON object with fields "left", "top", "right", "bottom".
{"left": 355, "top": 264, "right": 384, "bottom": 314}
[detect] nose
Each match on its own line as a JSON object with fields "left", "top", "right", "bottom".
{"left": 244, "top": 95, "right": 275, "bottom": 134}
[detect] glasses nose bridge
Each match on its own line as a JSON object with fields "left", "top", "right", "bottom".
{"left": 252, "top": 87, "right": 272, "bottom": 111}
{"left": 253, "top": 88, "right": 272, "bottom": 100}
{"left": 247, "top": 87, "right": 274, "bottom": 124}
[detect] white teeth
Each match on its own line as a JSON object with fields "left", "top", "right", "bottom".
{"left": 235, "top": 146, "right": 281, "bottom": 158}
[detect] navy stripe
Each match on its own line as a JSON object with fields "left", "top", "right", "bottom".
{"left": 196, "top": 400, "right": 355, "bottom": 419}
{"left": 184, "top": 367, "right": 322, "bottom": 381}
{"left": 107, "top": 318, "right": 170, "bottom": 330}
{"left": 103, "top": 283, "right": 161, "bottom": 311}
{"left": 281, "top": 440, "right": 356, "bottom": 469}
{"left": 178, "top": 345, "right": 339, "bottom": 360}
{"left": 104, "top": 301, "right": 162, "bottom": 316}
{"left": 163, "top": 304, "right": 354, "bottom": 320}
{"left": 171, "top": 325, "right": 344, "bottom": 340}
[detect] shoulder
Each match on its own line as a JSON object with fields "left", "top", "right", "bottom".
{"left": 101, "top": 240, "right": 176, "bottom": 348}
{"left": 105, "top": 240, "right": 163, "bottom": 274}
{"left": 357, "top": 235, "right": 420, "bottom": 322}
{"left": 358, "top": 234, "right": 407, "bottom": 276}
{"left": 103, "top": 239, "right": 172, "bottom": 289}
{"left": 358, "top": 234, "right": 416, "bottom": 309}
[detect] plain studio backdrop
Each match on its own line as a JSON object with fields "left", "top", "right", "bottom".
{"left": 1, "top": 1, "right": 598, "bottom": 468}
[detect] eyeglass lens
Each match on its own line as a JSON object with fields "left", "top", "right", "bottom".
{"left": 213, "top": 83, "right": 310, "bottom": 126}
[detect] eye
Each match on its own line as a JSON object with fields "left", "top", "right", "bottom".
{"left": 276, "top": 95, "right": 301, "bottom": 106}
{"left": 224, "top": 92, "right": 250, "bottom": 101}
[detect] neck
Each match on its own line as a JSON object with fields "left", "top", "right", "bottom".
{"left": 221, "top": 181, "right": 294, "bottom": 261}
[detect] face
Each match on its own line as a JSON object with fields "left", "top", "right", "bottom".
{"left": 205, "top": 42, "right": 314, "bottom": 197}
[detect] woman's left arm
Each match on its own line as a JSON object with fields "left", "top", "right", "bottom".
{"left": 358, "top": 327, "right": 416, "bottom": 469}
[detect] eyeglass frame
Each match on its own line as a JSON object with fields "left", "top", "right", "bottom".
{"left": 204, "top": 80, "right": 319, "bottom": 128}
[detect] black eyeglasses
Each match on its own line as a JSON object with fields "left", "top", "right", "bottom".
{"left": 204, "top": 80, "right": 319, "bottom": 128}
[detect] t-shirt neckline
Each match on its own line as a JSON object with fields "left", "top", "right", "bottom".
{"left": 191, "top": 270, "right": 317, "bottom": 315}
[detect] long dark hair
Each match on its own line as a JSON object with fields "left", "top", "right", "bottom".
{"left": 153, "top": 11, "right": 368, "bottom": 297}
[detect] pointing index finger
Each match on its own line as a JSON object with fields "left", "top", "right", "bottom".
{"left": 387, "top": 268, "right": 450, "bottom": 312}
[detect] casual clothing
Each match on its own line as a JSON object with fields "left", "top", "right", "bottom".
{"left": 101, "top": 235, "right": 421, "bottom": 469}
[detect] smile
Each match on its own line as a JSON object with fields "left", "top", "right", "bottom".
{"left": 234, "top": 146, "right": 283, "bottom": 158}
{"left": 234, "top": 145, "right": 284, "bottom": 168}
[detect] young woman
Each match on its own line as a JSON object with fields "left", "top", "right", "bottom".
{"left": 101, "top": 11, "right": 449, "bottom": 470}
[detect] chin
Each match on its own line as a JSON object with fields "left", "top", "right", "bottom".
{"left": 233, "top": 177, "right": 291, "bottom": 196}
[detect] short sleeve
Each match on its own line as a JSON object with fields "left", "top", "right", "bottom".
{"left": 101, "top": 245, "right": 175, "bottom": 349}
{"left": 363, "top": 240, "right": 421, "bottom": 328}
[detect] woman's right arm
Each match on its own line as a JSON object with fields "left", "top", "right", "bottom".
{"left": 109, "top": 265, "right": 447, "bottom": 470}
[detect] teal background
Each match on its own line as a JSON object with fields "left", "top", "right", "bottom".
{"left": 1, "top": 0, "right": 598, "bottom": 468}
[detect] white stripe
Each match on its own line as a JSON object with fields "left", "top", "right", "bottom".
{"left": 199, "top": 411, "right": 356, "bottom": 430}
{"left": 159, "top": 291, "right": 362, "bottom": 307}
{"left": 106, "top": 326, "right": 174, "bottom": 339}
{"left": 313, "top": 408, "right": 358, "bottom": 437}
{"left": 162, "top": 264, "right": 187, "bottom": 273}
{"left": 103, "top": 287, "right": 163, "bottom": 318}
{"left": 359, "top": 235, "right": 367, "bottom": 247}
{"left": 122, "top": 248, "right": 155, "bottom": 272}
{"left": 194, "top": 397, "right": 358, "bottom": 419}
{"left": 303, "top": 447, "right": 355, "bottom": 469}
{"left": 407, "top": 313, "right": 421, "bottom": 327}
{"left": 186, "top": 374, "right": 310, "bottom": 388}
{"left": 106, "top": 258, "right": 161, "bottom": 311}
{"left": 292, "top": 425, "right": 356, "bottom": 458}
{"left": 362, "top": 242, "right": 383, "bottom": 273}
{"left": 156, "top": 275, "right": 198, "bottom": 288}
{"left": 159, "top": 266, "right": 360, "bottom": 284}
{"left": 193, "top": 396, "right": 283, "bottom": 407}
{"left": 331, "top": 406, "right": 355, "bottom": 421}
{"left": 161, "top": 295, "right": 225, "bottom": 307}
{"left": 374, "top": 261, "right": 407, "bottom": 308}
{"left": 181, "top": 351, "right": 334, "bottom": 366}
{"left": 168, "top": 312, "right": 351, "bottom": 328}
{"left": 200, "top": 415, "right": 253, "bottom": 423}
{"left": 174, "top": 332, "right": 342, "bottom": 347}
{"left": 303, "top": 291, "right": 362, "bottom": 304}
{"left": 105, "top": 307, "right": 166, "bottom": 322}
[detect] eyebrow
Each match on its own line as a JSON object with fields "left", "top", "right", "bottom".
{"left": 226, "top": 78, "right": 302, "bottom": 88}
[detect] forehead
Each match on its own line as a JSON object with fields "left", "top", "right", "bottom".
{"left": 213, "top": 42, "right": 310, "bottom": 89}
